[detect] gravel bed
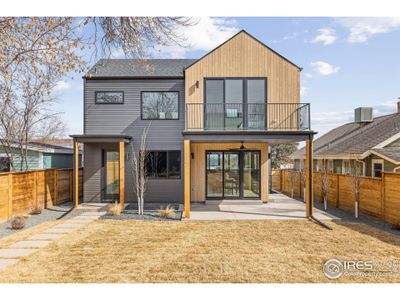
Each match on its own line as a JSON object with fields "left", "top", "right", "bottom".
{"left": 0, "top": 202, "right": 84, "bottom": 239}
{"left": 100, "top": 203, "right": 183, "bottom": 221}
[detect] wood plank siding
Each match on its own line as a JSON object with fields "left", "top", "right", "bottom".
{"left": 190, "top": 142, "right": 269, "bottom": 202}
{"left": 184, "top": 31, "right": 300, "bottom": 105}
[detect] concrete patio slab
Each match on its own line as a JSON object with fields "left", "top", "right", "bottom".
{"left": 10, "top": 240, "right": 51, "bottom": 248}
{"left": 76, "top": 203, "right": 110, "bottom": 211}
{"left": 0, "top": 259, "right": 19, "bottom": 270}
{"left": 28, "top": 233, "right": 65, "bottom": 240}
{"left": 190, "top": 192, "right": 340, "bottom": 221}
{"left": 80, "top": 212, "right": 107, "bottom": 216}
{"left": 0, "top": 248, "right": 37, "bottom": 258}
{"left": 63, "top": 219, "right": 93, "bottom": 224}
{"left": 43, "top": 227, "right": 76, "bottom": 234}
{"left": 72, "top": 215, "right": 101, "bottom": 220}
{"left": 52, "top": 223, "right": 87, "bottom": 229}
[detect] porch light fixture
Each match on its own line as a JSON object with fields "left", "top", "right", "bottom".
{"left": 195, "top": 80, "right": 199, "bottom": 88}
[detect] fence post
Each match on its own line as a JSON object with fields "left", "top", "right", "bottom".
{"left": 336, "top": 174, "right": 340, "bottom": 208}
{"left": 33, "top": 171, "right": 38, "bottom": 210}
{"left": 381, "top": 172, "right": 385, "bottom": 221}
{"left": 280, "top": 169, "right": 283, "bottom": 191}
{"left": 8, "top": 173, "right": 13, "bottom": 219}
{"left": 54, "top": 169, "right": 58, "bottom": 206}
{"left": 69, "top": 169, "right": 73, "bottom": 202}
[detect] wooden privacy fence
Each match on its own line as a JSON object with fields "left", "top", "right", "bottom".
{"left": 272, "top": 169, "right": 400, "bottom": 225}
{"left": 0, "top": 168, "right": 83, "bottom": 222}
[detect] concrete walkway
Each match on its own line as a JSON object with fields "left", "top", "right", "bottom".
{"left": 0, "top": 211, "right": 106, "bottom": 270}
{"left": 190, "top": 192, "right": 339, "bottom": 221}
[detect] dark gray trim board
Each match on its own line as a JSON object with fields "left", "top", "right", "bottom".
{"left": 183, "top": 131, "right": 316, "bottom": 144}
{"left": 70, "top": 134, "right": 132, "bottom": 144}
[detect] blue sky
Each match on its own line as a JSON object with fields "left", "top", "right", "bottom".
{"left": 57, "top": 17, "right": 400, "bottom": 138}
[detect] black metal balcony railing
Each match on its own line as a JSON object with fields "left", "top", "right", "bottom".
{"left": 185, "top": 103, "right": 310, "bottom": 131}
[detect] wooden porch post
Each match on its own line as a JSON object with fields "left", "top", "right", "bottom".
{"left": 119, "top": 141, "right": 125, "bottom": 208}
{"left": 306, "top": 138, "right": 314, "bottom": 218}
{"left": 73, "top": 138, "right": 79, "bottom": 208}
{"left": 184, "top": 139, "right": 191, "bottom": 219}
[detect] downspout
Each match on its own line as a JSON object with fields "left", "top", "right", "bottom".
{"left": 354, "top": 157, "right": 365, "bottom": 219}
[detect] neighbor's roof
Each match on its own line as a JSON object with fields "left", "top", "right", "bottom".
{"left": 371, "top": 147, "right": 400, "bottom": 164}
{"left": 291, "top": 112, "right": 400, "bottom": 160}
{"left": 0, "top": 139, "right": 80, "bottom": 154}
{"left": 84, "top": 59, "right": 196, "bottom": 78}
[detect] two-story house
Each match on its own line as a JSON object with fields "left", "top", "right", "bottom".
{"left": 71, "top": 30, "right": 315, "bottom": 218}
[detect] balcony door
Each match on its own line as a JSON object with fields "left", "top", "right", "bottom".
{"left": 205, "top": 78, "right": 266, "bottom": 130}
{"left": 206, "top": 151, "right": 260, "bottom": 199}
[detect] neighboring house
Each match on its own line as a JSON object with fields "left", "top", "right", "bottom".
{"left": 71, "top": 30, "right": 315, "bottom": 217}
{"left": 292, "top": 105, "right": 400, "bottom": 178}
{"left": 0, "top": 141, "right": 83, "bottom": 172}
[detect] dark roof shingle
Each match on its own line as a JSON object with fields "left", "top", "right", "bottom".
{"left": 292, "top": 113, "right": 400, "bottom": 159}
{"left": 84, "top": 59, "right": 197, "bottom": 78}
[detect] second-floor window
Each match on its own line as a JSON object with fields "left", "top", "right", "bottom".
{"left": 95, "top": 91, "right": 124, "bottom": 104}
{"left": 141, "top": 91, "right": 179, "bottom": 120}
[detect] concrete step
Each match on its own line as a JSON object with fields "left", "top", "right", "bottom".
{"left": 205, "top": 199, "right": 263, "bottom": 205}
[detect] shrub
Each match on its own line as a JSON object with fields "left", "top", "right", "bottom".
{"left": 31, "top": 207, "right": 42, "bottom": 215}
{"left": 158, "top": 205, "right": 176, "bottom": 218}
{"left": 109, "top": 201, "right": 122, "bottom": 216}
{"left": 10, "top": 215, "right": 28, "bottom": 230}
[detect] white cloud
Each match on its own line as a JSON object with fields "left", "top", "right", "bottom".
{"left": 304, "top": 73, "right": 313, "bottom": 78}
{"left": 311, "top": 28, "right": 337, "bottom": 45}
{"left": 312, "top": 100, "right": 399, "bottom": 136}
{"left": 300, "top": 86, "right": 309, "bottom": 97}
{"left": 152, "top": 17, "right": 239, "bottom": 58}
{"left": 55, "top": 80, "right": 70, "bottom": 90}
{"left": 336, "top": 17, "right": 400, "bottom": 43}
{"left": 310, "top": 61, "right": 340, "bottom": 76}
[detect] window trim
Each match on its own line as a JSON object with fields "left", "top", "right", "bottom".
{"left": 95, "top": 91, "right": 124, "bottom": 104}
{"left": 372, "top": 159, "right": 384, "bottom": 178}
{"left": 140, "top": 91, "right": 180, "bottom": 120}
{"left": 203, "top": 77, "right": 268, "bottom": 129}
{"left": 145, "top": 150, "right": 181, "bottom": 180}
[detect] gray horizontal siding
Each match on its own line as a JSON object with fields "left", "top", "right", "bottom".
{"left": 83, "top": 79, "right": 185, "bottom": 203}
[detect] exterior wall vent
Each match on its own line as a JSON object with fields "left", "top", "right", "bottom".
{"left": 354, "top": 107, "right": 373, "bottom": 123}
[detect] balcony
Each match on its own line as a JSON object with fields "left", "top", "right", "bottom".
{"left": 185, "top": 103, "right": 310, "bottom": 131}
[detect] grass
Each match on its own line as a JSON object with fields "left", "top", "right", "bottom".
{"left": 0, "top": 220, "right": 400, "bottom": 283}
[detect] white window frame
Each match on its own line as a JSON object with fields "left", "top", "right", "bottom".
{"left": 371, "top": 159, "right": 384, "bottom": 178}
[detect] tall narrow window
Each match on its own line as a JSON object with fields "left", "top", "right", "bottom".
{"left": 372, "top": 159, "right": 383, "bottom": 178}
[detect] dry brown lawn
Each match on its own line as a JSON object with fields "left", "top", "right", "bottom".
{"left": 0, "top": 220, "right": 400, "bottom": 283}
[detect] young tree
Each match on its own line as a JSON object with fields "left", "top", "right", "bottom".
{"left": 349, "top": 154, "right": 364, "bottom": 218}
{"left": 271, "top": 143, "right": 298, "bottom": 169}
{"left": 320, "top": 158, "right": 330, "bottom": 211}
{"left": 289, "top": 170, "right": 297, "bottom": 198}
{"left": 130, "top": 125, "right": 150, "bottom": 215}
{"left": 300, "top": 160, "right": 306, "bottom": 203}
{"left": 0, "top": 17, "right": 195, "bottom": 171}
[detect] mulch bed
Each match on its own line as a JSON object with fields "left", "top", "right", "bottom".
{"left": 99, "top": 203, "right": 183, "bottom": 221}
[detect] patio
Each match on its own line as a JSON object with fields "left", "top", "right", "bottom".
{"left": 190, "top": 192, "right": 339, "bottom": 221}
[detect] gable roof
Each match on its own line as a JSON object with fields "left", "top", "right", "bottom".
{"left": 84, "top": 59, "right": 196, "bottom": 78}
{"left": 84, "top": 30, "right": 302, "bottom": 78}
{"left": 292, "top": 112, "right": 400, "bottom": 160}
{"left": 184, "top": 30, "right": 302, "bottom": 71}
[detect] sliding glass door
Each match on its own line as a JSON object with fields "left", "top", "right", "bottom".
{"left": 206, "top": 151, "right": 260, "bottom": 199}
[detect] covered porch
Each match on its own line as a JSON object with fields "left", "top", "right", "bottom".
{"left": 70, "top": 134, "right": 132, "bottom": 207}
{"left": 183, "top": 131, "right": 316, "bottom": 219}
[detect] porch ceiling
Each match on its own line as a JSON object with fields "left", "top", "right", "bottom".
{"left": 182, "top": 130, "right": 316, "bottom": 144}
{"left": 69, "top": 134, "right": 132, "bottom": 143}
